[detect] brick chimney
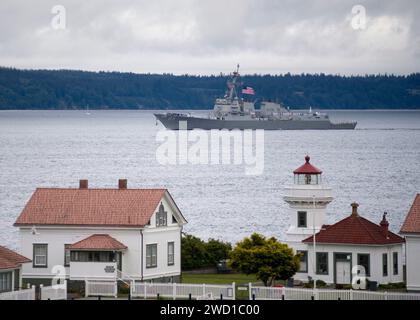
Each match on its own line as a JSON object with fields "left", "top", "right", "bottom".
{"left": 79, "top": 179, "right": 88, "bottom": 189}
{"left": 351, "top": 202, "right": 359, "bottom": 216}
{"left": 118, "top": 179, "right": 127, "bottom": 189}
{"left": 380, "top": 212, "right": 389, "bottom": 239}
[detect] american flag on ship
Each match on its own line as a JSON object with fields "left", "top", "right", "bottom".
{"left": 242, "top": 86, "right": 255, "bottom": 95}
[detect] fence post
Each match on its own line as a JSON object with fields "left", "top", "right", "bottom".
{"left": 385, "top": 291, "right": 388, "bottom": 301}
{"left": 248, "top": 283, "right": 252, "bottom": 300}
{"left": 32, "top": 285, "right": 36, "bottom": 300}
{"left": 350, "top": 289, "right": 353, "bottom": 301}
{"left": 203, "top": 283, "right": 206, "bottom": 296}
{"left": 173, "top": 283, "right": 176, "bottom": 300}
{"left": 144, "top": 282, "right": 147, "bottom": 300}
{"left": 85, "top": 280, "right": 88, "bottom": 298}
{"left": 232, "top": 282, "right": 236, "bottom": 301}
{"left": 114, "top": 281, "right": 118, "bottom": 298}
{"left": 39, "top": 284, "right": 43, "bottom": 300}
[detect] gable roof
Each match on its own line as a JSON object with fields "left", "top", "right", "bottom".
{"left": 69, "top": 234, "right": 127, "bottom": 250}
{"left": 0, "top": 245, "right": 31, "bottom": 270}
{"left": 294, "top": 155, "right": 322, "bottom": 174}
{"left": 400, "top": 194, "right": 420, "bottom": 234}
{"left": 14, "top": 188, "right": 171, "bottom": 227}
{"left": 303, "top": 205, "right": 404, "bottom": 245}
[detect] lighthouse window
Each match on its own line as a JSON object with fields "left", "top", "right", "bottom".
{"left": 296, "top": 174, "right": 320, "bottom": 185}
{"left": 297, "top": 211, "right": 307, "bottom": 228}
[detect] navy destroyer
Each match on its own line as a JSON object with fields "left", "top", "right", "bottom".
{"left": 155, "top": 66, "right": 357, "bottom": 130}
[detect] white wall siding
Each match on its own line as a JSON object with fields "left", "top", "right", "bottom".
{"left": 291, "top": 243, "right": 404, "bottom": 285}
{"left": 19, "top": 227, "right": 142, "bottom": 279}
{"left": 405, "top": 235, "right": 420, "bottom": 292}
{"left": 142, "top": 227, "right": 181, "bottom": 280}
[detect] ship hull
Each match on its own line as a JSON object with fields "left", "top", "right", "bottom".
{"left": 155, "top": 114, "right": 357, "bottom": 130}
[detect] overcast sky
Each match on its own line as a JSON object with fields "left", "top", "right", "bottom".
{"left": 0, "top": 0, "right": 419, "bottom": 75}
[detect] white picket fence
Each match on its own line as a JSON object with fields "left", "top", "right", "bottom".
{"left": 249, "top": 284, "right": 420, "bottom": 300}
{"left": 0, "top": 286, "right": 36, "bottom": 300}
{"left": 40, "top": 281, "right": 67, "bottom": 300}
{"left": 85, "top": 280, "right": 117, "bottom": 298}
{"left": 131, "top": 282, "right": 236, "bottom": 300}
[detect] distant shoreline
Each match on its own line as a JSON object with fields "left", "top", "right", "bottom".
{"left": 1, "top": 68, "right": 419, "bottom": 110}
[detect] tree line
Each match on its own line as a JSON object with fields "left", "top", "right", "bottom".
{"left": 0, "top": 67, "right": 419, "bottom": 110}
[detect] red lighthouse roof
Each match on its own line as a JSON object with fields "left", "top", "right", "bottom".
{"left": 293, "top": 155, "right": 322, "bottom": 174}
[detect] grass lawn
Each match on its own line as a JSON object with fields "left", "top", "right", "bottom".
{"left": 182, "top": 273, "right": 258, "bottom": 285}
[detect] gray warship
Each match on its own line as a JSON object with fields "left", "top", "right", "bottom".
{"left": 155, "top": 66, "right": 357, "bottom": 130}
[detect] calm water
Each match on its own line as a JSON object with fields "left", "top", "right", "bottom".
{"left": 1, "top": 110, "right": 419, "bottom": 250}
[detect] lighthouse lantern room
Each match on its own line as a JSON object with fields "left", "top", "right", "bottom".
{"left": 283, "top": 156, "right": 333, "bottom": 250}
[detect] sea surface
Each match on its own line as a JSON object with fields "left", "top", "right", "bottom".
{"left": 1, "top": 110, "right": 419, "bottom": 250}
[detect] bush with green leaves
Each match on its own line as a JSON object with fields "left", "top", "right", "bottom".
{"left": 229, "top": 233, "right": 300, "bottom": 287}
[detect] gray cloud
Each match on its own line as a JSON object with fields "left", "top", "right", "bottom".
{"left": 0, "top": 0, "right": 419, "bottom": 74}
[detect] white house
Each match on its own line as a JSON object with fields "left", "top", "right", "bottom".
{"left": 284, "top": 156, "right": 405, "bottom": 286}
{"left": 14, "top": 179, "right": 187, "bottom": 286}
{"left": 0, "top": 245, "right": 31, "bottom": 292}
{"left": 400, "top": 194, "right": 420, "bottom": 292}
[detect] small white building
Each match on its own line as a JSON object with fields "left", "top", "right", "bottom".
{"left": 0, "top": 245, "right": 31, "bottom": 292}
{"left": 400, "top": 194, "right": 420, "bottom": 292}
{"left": 284, "top": 156, "right": 405, "bottom": 286}
{"left": 14, "top": 179, "right": 187, "bottom": 285}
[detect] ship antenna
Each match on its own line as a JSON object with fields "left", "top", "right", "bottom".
{"left": 237, "top": 63, "right": 240, "bottom": 73}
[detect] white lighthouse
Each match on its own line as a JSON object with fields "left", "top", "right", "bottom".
{"left": 283, "top": 155, "right": 333, "bottom": 277}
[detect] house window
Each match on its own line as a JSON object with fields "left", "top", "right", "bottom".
{"left": 297, "top": 211, "right": 307, "bottom": 228}
{"left": 168, "top": 242, "right": 175, "bottom": 266}
{"left": 0, "top": 272, "right": 12, "bottom": 293}
{"left": 64, "top": 244, "right": 71, "bottom": 267}
{"left": 156, "top": 203, "right": 167, "bottom": 227}
{"left": 357, "top": 254, "right": 370, "bottom": 276}
{"left": 316, "top": 252, "right": 328, "bottom": 275}
{"left": 33, "top": 244, "right": 48, "bottom": 268}
{"left": 382, "top": 253, "right": 388, "bottom": 277}
{"left": 297, "top": 250, "right": 308, "bottom": 273}
{"left": 393, "top": 252, "right": 398, "bottom": 275}
{"left": 146, "top": 244, "right": 157, "bottom": 268}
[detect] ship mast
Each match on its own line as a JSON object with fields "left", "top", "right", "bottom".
{"left": 227, "top": 64, "right": 243, "bottom": 104}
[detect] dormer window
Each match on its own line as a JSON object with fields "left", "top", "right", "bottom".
{"left": 156, "top": 203, "right": 167, "bottom": 227}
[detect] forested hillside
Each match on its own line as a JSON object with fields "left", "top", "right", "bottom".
{"left": 0, "top": 67, "right": 419, "bottom": 109}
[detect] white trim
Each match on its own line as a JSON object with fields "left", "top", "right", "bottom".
{"left": 142, "top": 271, "right": 180, "bottom": 280}
{"left": 305, "top": 242, "right": 403, "bottom": 248}
{"left": 163, "top": 191, "right": 188, "bottom": 225}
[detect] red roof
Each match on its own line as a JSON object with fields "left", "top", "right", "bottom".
{"left": 303, "top": 204, "right": 405, "bottom": 245}
{"left": 69, "top": 234, "right": 127, "bottom": 250}
{"left": 400, "top": 194, "right": 420, "bottom": 234}
{"left": 14, "top": 188, "right": 167, "bottom": 227}
{"left": 294, "top": 155, "right": 322, "bottom": 174}
{"left": 0, "top": 245, "right": 31, "bottom": 270}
